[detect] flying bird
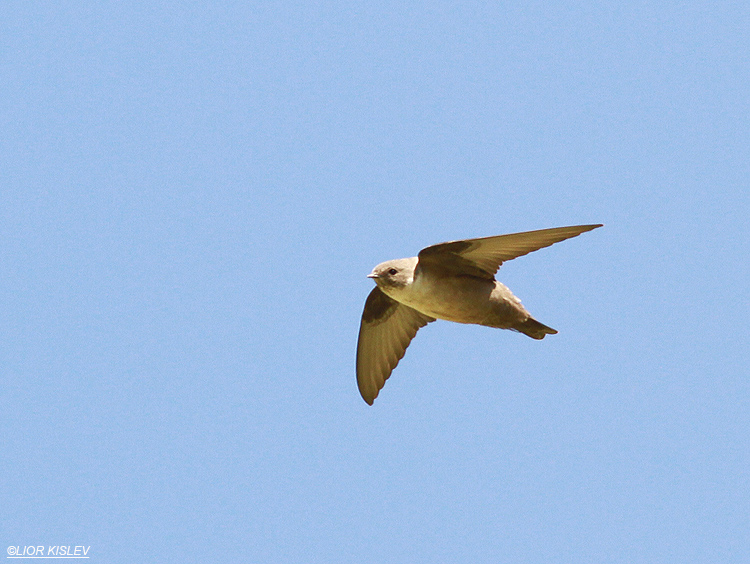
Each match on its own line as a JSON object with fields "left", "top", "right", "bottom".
{"left": 356, "top": 224, "right": 602, "bottom": 405}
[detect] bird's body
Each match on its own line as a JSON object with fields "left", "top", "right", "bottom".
{"left": 394, "top": 260, "right": 491, "bottom": 323}
{"left": 356, "top": 224, "right": 602, "bottom": 405}
{"left": 381, "top": 260, "right": 540, "bottom": 331}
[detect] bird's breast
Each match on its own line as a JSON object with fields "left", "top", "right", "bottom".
{"left": 392, "top": 275, "right": 497, "bottom": 324}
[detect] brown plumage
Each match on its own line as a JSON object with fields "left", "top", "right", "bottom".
{"left": 356, "top": 224, "right": 602, "bottom": 405}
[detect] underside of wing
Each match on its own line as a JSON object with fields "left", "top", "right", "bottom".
{"left": 417, "top": 224, "right": 602, "bottom": 277}
{"left": 356, "top": 287, "right": 434, "bottom": 405}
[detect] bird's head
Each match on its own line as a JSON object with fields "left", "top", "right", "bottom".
{"left": 367, "top": 258, "right": 417, "bottom": 292}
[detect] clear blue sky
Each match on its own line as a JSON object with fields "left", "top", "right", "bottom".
{"left": 2, "top": 2, "right": 748, "bottom": 563}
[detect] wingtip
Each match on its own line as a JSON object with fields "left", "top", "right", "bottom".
{"left": 573, "top": 223, "right": 603, "bottom": 236}
{"left": 358, "top": 386, "right": 376, "bottom": 405}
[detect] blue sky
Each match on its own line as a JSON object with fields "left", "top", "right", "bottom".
{"left": 2, "top": 2, "right": 748, "bottom": 563}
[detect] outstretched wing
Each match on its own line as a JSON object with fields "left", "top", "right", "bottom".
{"left": 417, "top": 224, "right": 602, "bottom": 279}
{"left": 356, "top": 287, "right": 435, "bottom": 405}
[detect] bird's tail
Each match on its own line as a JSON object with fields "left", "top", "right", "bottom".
{"left": 515, "top": 317, "right": 558, "bottom": 340}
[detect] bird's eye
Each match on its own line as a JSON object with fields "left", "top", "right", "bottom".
{"left": 388, "top": 268, "right": 398, "bottom": 275}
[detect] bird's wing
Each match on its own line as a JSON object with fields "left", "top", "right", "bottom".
{"left": 417, "top": 224, "right": 603, "bottom": 279}
{"left": 356, "top": 287, "right": 435, "bottom": 405}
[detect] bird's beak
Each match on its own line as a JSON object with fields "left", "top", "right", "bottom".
{"left": 367, "top": 273, "right": 379, "bottom": 279}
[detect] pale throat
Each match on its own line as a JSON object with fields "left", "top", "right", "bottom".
{"left": 378, "top": 274, "right": 416, "bottom": 304}
{"left": 381, "top": 273, "right": 439, "bottom": 311}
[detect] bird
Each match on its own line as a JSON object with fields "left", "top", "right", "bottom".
{"left": 356, "top": 224, "right": 602, "bottom": 405}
